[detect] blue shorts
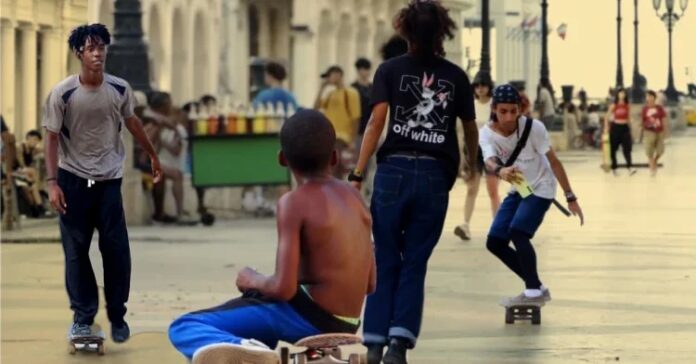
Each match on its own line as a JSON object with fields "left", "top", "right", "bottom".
{"left": 489, "top": 193, "right": 552, "bottom": 239}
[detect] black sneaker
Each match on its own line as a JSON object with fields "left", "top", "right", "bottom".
{"left": 382, "top": 337, "right": 409, "bottom": 364}
{"left": 111, "top": 321, "right": 130, "bottom": 343}
{"left": 69, "top": 322, "right": 92, "bottom": 338}
{"left": 366, "top": 344, "right": 384, "bottom": 364}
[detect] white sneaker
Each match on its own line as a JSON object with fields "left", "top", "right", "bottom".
{"left": 192, "top": 340, "right": 278, "bottom": 364}
{"left": 454, "top": 223, "right": 471, "bottom": 241}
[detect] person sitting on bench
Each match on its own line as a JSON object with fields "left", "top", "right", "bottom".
{"left": 168, "top": 109, "right": 376, "bottom": 364}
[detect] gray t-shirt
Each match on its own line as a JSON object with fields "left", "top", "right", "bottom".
{"left": 42, "top": 74, "right": 135, "bottom": 180}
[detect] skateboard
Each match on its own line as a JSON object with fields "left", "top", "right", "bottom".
{"left": 601, "top": 132, "right": 611, "bottom": 172}
{"left": 68, "top": 324, "right": 105, "bottom": 355}
{"left": 500, "top": 300, "right": 544, "bottom": 325}
{"left": 280, "top": 333, "right": 366, "bottom": 364}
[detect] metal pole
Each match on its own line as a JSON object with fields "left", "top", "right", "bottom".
{"left": 540, "top": 0, "right": 549, "bottom": 81}
{"left": 665, "top": 10, "right": 678, "bottom": 101}
{"left": 631, "top": 0, "right": 645, "bottom": 103}
{"left": 616, "top": 0, "right": 624, "bottom": 89}
{"left": 479, "top": 0, "right": 492, "bottom": 79}
{"left": 105, "top": 0, "right": 151, "bottom": 92}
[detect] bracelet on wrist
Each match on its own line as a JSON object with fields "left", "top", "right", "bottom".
{"left": 565, "top": 191, "right": 577, "bottom": 202}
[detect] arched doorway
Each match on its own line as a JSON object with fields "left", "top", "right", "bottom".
{"left": 171, "top": 9, "right": 186, "bottom": 104}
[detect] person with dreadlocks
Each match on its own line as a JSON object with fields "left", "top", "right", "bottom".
{"left": 349, "top": 1, "right": 478, "bottom": 363}
{"left": 42, "top": 24, "right": 161, "bottom": 343}
{"left": 480, "top": 84, "right": 584, "bottom": 307}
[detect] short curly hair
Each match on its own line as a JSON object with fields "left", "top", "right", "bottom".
{"left": 67, "top": 24, "right": 111, "bottom": 55}
{"left": 393, "top": 0, "right": 456, "bottom": 60}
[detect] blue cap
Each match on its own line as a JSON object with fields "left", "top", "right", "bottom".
{"left": 492, "top": 84, "right": 521, "bottom": 105}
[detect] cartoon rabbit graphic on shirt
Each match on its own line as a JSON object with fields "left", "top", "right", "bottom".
{"left": 408, "top": 72, "right": 450, "bottom": 129}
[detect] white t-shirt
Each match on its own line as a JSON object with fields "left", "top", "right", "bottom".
{"left": 538, "top": 87, "right": 555, "bottom": 117}
{"left": 474, "top": 98, "right": 492, "bottom": 129}
{"left": 479, "top": 117, "right": 557, "bottom": 199}
{"left": 159, "top": 124, "right": 188, "bottom": 170}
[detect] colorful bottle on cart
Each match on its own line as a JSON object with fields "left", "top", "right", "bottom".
{"left": 245, "top": 105, "right": 255, "bottom": 134}
{"left": 187, "top": 108, "right": 198, "bottom": 136}
{"left": 275, "top": 101, "right": 286, "bottom": 131}
{"left": 197, "top": 110, "right": 209, "bottom": 135}
{"left": 226, "top": 105, "right": 237, "bottom": 134}
{"left": 207, "top": 109, "right": 219, "bottom": 135}
{"left": 252, "top": 105, "right": 266, "bottom": 134}
{"left": 264, "top": 102, "right": 275, "bottom": 132}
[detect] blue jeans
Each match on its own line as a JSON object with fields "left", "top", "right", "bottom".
{"left": 363, "top": 156, "right": 450, "bottom": 348}
{"left": 486, "top": 193, "right": 552, "bottom": 289}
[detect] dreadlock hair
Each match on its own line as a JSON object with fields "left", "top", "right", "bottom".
{"left": 67, "top": 24, "right": 111, "bottom": 57}
{"left": 394, "top": 0, "right": 456, "bottom": 61}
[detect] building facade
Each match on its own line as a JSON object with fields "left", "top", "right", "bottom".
{"left": 1, "top": 0, "right": 88, "bottom": 137}
{"left": 2, "top": 0, "right": 474, "bottom": 137}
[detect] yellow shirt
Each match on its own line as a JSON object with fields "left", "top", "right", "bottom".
{"left": 320, "top": 87, "right": 361, "bottom": 144}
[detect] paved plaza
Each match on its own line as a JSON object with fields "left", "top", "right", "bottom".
{"left": 2, "top": 129, "right": 696, "bottom": 363}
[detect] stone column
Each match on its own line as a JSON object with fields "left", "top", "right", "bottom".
{"left": 1, "top": 20, "right": 17, "bottom": 131}
{"left": 19, "top": 23, "right": 38, "bottom": 135}
{"left": 40, "top": 27, "right": 63, "bottom": 107}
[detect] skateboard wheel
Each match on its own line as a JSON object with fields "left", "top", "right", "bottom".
{"left": 532, "top": 312, "right": 541, "bottom": 325}
{"left": 201, "top": 212, "right": 215, "bottom": 226}
{"left": 296, "top": 353, "right": 307, "bottom": 364}
{"left": 69, "top": 344, "right": 77, "bottom": 354}
{"left": 505, "top": 309, "right": 514, "bottom": 324}
{"left": 349, "top": 353, "right": 367, "bottom": 364}
{"left": 327, "top": 347, "right": 341, "bottom": 359}
{"left": 98, "top": 343, "right": 105, "bottom": 355}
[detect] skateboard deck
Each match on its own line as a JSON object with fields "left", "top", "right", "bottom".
{"left": 68, "top": 324, "right": 105, "bottom": 355}
{"left": 500, "top": 300, "right": 544, "bottom": 325}
{"left": 601, "top": 132, "right": 611, "bottom": 172}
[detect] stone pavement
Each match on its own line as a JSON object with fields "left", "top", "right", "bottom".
{"left": 2, "top": 129, "right": 696, "bottom": 363}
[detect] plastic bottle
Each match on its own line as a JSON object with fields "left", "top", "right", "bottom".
{"left": 252, "top": 104, "right": 266, "bottom": 134}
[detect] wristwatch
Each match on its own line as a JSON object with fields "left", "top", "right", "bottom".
{"left": 565, "top": 191, "right": 577, "bottom": 203}
{"left": 347, "top": 169, "right": 364, "bottom": 182}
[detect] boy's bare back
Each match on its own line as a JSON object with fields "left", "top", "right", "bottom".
{"left": 280, "top": 178, "right": 375, "bottom": 318}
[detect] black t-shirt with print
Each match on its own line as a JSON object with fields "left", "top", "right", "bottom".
{"left": 371, "top": 54, "right": 476, "bottom": 188}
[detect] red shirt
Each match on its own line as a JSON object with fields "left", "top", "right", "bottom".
{"left": 642, "top": 105, "right": 666, "bottom": 133}
{"left": 613, "top": 103, "right": 629, "bottom": 121}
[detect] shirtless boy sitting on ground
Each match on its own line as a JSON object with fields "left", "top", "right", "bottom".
{"left": 169, "top": 109, "right": 376, "bottom": 364}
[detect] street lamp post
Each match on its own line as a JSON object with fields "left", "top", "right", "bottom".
{"left": 476, "top": 0, "right": 492, "bottom": 84}
{"left": 540, "top": 0, "right": 550, "bottom": 82}
{"left": 653, "top": 0, "right": 689, "bottom": 103}
{"left": 631, "top": 0, "right": 646, "bottom": 103}
{"left": 105, "top": 0, "right": 151, "bottom": 92}
{"left": 616, "top": 0, "right": 624, "bottom": 89}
